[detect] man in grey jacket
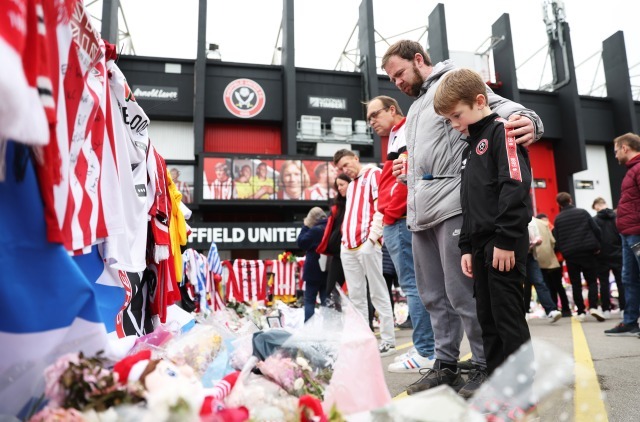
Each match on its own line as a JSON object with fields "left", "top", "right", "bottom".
{"left": 381, "top": 40, "right": 543, "bottom": 397}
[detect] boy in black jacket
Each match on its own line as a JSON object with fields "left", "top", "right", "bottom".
{"left": 592, "top": 197, "right": 620, "bottom": 317}
{"left": 434, "top": 69, "right": 533, "bottom": 397}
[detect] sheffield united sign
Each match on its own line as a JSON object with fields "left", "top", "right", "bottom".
{"left": 223, "top": 78, "right": 266, "bottom": 118}
{"left": 188, "top": 223, "right": 302, "bottom": 250}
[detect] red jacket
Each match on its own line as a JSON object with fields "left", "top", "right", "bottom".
{"left": 378, "top": 119, "right": 408, "bottom": 225}
{"left": 616, "top": 154, "right": 640, "bottom": 235}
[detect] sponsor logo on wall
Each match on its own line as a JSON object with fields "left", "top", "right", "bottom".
{"left": 132, "top": 85, "right": 179, "bottom": 100}
{"left": 223, "top": 78, "right": 266, "bottom": 118}
{"left": 308, "top": 96, "right": 347, "bottom": 110}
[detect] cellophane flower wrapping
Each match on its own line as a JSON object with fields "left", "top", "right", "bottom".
{"left": 321, "top": 290, "right": 392, "bottom": 415}
{"left": 162, "top": 324, "right": 222, "bottom": 378}
{"left": 225, "top": 371, "right": 299, "bottom": 422}
{"left": 469, "top": 340, "right": 575, "bottom": 421}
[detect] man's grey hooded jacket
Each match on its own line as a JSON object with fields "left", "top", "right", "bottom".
{"left": 404, "top": 60, "right": 544, "bottom": 232}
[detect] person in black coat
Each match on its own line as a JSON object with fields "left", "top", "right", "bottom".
{"left": 317, "top": 174, "right": 352, "bottom": 298}
{"left": 553, "top": 192, "right": 603, "bottom": 321}
{"left": 593, "top": 197, "right": 623, "bottom": 315}
{"left": 297, "top": 207, "right": 328, "bottom": 321}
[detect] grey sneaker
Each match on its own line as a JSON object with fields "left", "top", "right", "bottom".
{"left": 379, "top": 342, "right": 396, "bottom": 357}
{"left": 604, "top": 322, "right": 640, "bottom": 336}
{"left": 458, "top": 368, "right": 489, "bottom": 399}
{"left": 406, "top": 367, "right": 465, "bottom": 395}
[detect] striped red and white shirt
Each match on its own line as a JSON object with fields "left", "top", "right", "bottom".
{"left": 341, "top": 165, "right": 383, "bottom": 249}
{"left": 271, "top": 260, "right": 298, "bottom": 296}
{"left": 225, "top": 259, "right": 267, "bottom": 303}
{"left": 304, "top": 183, "right": 330, "bottom": 200}
{"left": 204, "top": 177, "right": 234, "bottom": 200}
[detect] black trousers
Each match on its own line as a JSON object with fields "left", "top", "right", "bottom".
{"left": 325, "top": 255, "right": 345, "bottom": 295}
{"left": 566, "top": 256, "right": 601, "bottom": 314}
{"left": 541, "top": 267, "right": 571, "bottom": 313}
{"left": 473, "top": 236, "right": 531, "bottom": 375}
{"left": 597, "top": 262, "right": 624, "bottom": 310}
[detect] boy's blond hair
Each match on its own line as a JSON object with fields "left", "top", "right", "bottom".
{"left": 433, "top": 68, "right": 488, "bottom": 116}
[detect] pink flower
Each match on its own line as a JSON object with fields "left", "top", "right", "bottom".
{"left": 43, "top": 353, "right": 80, "bottom": 406}
{"left": 256, "top": 355, "right": 301, "bottom": 392}
{"left": 29, "top": 406, "right": 84, "bottom": 422}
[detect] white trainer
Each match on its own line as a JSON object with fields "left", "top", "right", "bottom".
{"left": 388, "top": 353, "right": 436, "bottom": 373}
{"left": 547, "top": 310, "right": 562, "bottom": 323}
{"left": 590, "top": 308, "right": 605, "bottom": 322}
{"left": 379, "top": 342, "right": 396, "bottom": 357}
{"left": 394, "top": 347, "right": 417, "bottom": 363}
{"left": 575, "top": 313, "right": 586, "bottom": 322}
{"left": 603, "top": 310, "right": 611, "bottom": 320}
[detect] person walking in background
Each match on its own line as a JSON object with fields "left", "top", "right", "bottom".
{"left": 553, "top": 192, "right": 603, "bottom": 322}
{"left": 534, "top": 213, "right": 572, "bottom": 317}
{"left": 433, "top": 68, "right": 533, "bottom": 398}
{"left": 317, "top": 173, "right": 352, "bottom": 298}
{"left": 366, "top": 94, "right": 435, "bottom": 374}
{"left": 297, "top": 207, "right": 328, "bottom": 321}
{"left": 605, "top": 133, "right": 640, "bottom": 336}
{"left": 525, "top": 218, "right": 563, "bottom": 322}
{"left": 592, "top": 197, "right": 623, "bottom": 318}
{"left": 382, "top": 40, "right": 542, "bottom": 395}
{"left": 381, "top": 243, "right": 398, "bottom": 316}
{"left": 333, "top": 149, "right": 396, "bottom": 356}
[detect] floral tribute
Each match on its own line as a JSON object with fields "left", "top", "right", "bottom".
{"left": 29, "top": 352, "right": 145, "bottom": 420}
{"left": 278, "top": 250, "right": 297, "bottom": 263}
{"left": 257, "top": 351, "right": 332, "bottom": 400}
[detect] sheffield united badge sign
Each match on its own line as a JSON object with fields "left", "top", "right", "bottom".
{"left": 223, "top": 78, "right": 266, "bottom": 118}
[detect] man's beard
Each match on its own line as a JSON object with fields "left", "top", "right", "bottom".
{"left": 408, "top": 63, "right": 425, "bottom": 97}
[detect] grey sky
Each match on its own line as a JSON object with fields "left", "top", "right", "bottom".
{"left": 87, "top": 0, "right": 640, "bottom": 97}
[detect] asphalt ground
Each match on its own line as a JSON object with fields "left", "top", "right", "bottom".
{"left": 378, "top": 311, "right": 640, "bottom": 421}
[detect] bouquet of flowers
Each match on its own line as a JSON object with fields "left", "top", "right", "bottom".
{"left": 29, "top": 352, "right": 145, "bottom": 421}
{"left": 256, "top": 350, "right": 332, "bottom": 400}
{"left": 278, "top": 251, "right": 297, "bottom": 263}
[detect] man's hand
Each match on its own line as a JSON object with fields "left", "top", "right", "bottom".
{"left": 461, "top": 254, "right": 473, "bottom": 278}
{"left": 493, "top": 247, "right": 515, "bottom": 272}
{"left": 391, "top": 157, "right": 404, "bottom": 179}
{"left": 361, "top": 238, "right": 376, "bottom": 254}
{"left": 505, "top": 114, "right": 535, "bottom": 147}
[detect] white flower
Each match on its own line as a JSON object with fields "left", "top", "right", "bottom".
{"left": 296, "top": 357, "right": 311, "bottom": 372}
{"left": 294, "top": 377, "right": 305, "bottom": 391}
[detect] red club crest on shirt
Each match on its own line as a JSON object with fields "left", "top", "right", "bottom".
{"left": 476, "top": 139, "right": 489, "bottom": 155}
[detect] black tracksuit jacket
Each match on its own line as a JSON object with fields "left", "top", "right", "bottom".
{"left": 459, "top": 113, "right": 533, "bottom": 255}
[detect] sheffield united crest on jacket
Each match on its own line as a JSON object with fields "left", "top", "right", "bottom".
{"left": 223, "top": 78, "right": 266, "bottom": 118}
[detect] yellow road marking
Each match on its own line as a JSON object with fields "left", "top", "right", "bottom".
{"left": 396, "top": 341, "right": 413, "bottom": 351}
{"left": 375, "top": 328, "right": 400, "bottom": 337}
{"left": 572, "top": 317, "right": 608, "bottom": 421}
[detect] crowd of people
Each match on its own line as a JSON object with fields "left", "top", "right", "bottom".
{"left": 293, "top": 39, "right": 640, "bottom": 403}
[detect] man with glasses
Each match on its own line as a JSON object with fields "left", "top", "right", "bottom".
{"left": 381, "top": 40, "right": 543, "bottom": 397}
{"left": 367, "top": 95, "right": 436, "bottom": 374}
